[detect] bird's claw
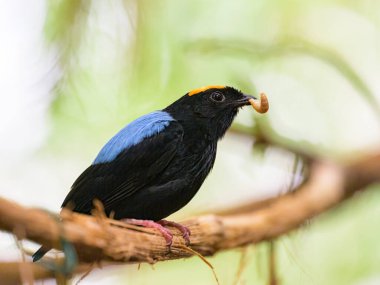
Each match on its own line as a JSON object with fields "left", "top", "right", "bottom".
{"left": 159, "top": 226, "right": 174, "bottom": 247}
{"left": 157, "top": 220, "right": 191, "bottom": 246}
{"left": 122, "top": 218, "right": 174, "bottom": 247}
{"left": 122, "top": 219, "right": 191, "bottom": 248}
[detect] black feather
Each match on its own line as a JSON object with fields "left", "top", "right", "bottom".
{"left": 33, "top": 86, "right": 255, "bottom": 261}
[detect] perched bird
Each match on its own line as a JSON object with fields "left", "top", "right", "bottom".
{"left": 33, "top": 85, "right": 268, "bottom": 262}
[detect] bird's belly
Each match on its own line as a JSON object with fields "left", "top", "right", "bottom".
{"left": 113, "top": 151, "right": 216, "bottom": 221}
{"left": 112, "top": 180, "right": 195, "bottom": 221}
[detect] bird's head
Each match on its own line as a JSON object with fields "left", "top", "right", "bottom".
{"left": 164, "top": 85, "right": 268, "bottom": 140}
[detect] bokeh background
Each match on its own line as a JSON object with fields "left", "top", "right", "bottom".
{"left": 1, "top": 0, "right": 380, "bottom": 284}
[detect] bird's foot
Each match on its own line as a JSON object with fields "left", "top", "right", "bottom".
{"left": 122, "top": 218, "right": 173, "bottom": 246}
{"left": 157, "top": 219, "right": 191, "bottom": 246}
{"left": 122, "top": 219, "right": 191, "bottom": 246}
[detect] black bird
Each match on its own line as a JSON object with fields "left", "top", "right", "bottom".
{"left": 33, "top": 85, "right": 268, "bottom": 261}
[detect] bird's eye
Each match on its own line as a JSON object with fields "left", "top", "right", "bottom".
{"left": 210, "top": 92, "right": 225, "bottom": 102}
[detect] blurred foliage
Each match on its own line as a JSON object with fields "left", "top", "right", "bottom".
{"left": 45, "top": 0, "right": 380, "bottom": 158}
{"left": 42, "top": 0, "right": 380, "bottom": 284}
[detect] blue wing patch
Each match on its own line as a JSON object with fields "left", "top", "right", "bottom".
{"left": 93, "top": 111, "right": 174, "bottom": 164}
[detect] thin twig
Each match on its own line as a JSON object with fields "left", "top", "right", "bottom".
{"left": 268, "top": 241, "right": 278, "bottom": 285}
{"left": 232, "top": 247, "right": 249, "bottom": 285}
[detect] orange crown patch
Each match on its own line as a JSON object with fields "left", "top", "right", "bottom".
{"left": 188, "top": 85, "right": 225, "bottom": 96}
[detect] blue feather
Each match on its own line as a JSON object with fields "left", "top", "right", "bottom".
{"left": 93, "top": 111, "right": 174, "bottom": 164}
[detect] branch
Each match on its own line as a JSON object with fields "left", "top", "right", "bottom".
{"left": 0, "top": 155, "right": 379, "bottom": 272}
{"left": 0, "top": 262, "right": 92, "bottom": 285}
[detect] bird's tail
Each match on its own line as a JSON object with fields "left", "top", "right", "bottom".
{"left": 32, "top": 245, "right": 51, "bottom": 262}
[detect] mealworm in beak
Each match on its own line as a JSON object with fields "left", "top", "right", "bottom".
{"left": 249, "top": 93, "right": 269, "bottom": 113}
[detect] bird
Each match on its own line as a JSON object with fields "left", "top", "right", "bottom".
{"left": 32, "top": 85, "right": 268, "bottom": 262}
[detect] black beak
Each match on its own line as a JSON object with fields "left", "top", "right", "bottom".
{"left": 235, "top": 94, "right": 257, "bottom": 107}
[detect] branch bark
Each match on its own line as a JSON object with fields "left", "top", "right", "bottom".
{"left": 0, "top": 155, "right": 379, "bottom": 276}
{"left": 0, "top": 262, "right": 92, "bottom": 285}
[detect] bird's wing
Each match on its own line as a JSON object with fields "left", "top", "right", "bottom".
{"left": 62, "top": 112, "right": 183, "bottom": 214}
{"left": 93, "top": 111, "right": 175, "bottom": 164}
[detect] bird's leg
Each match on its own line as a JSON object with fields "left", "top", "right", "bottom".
{"left": 122, "top": 218, "right": 173, "bottom": 246}
{"left": 157, "top": 220, "right": 191, "bottom": 246}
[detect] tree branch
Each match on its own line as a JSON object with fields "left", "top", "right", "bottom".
{"left": 0, "top": 262, "right": 92, "bottom": 284}
{"left": 0, "top": 154, "right": 379, "bottom": 278}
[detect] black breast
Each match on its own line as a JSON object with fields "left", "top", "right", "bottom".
{"left": 113, "top": 142, "right": 217, "bottom": 221}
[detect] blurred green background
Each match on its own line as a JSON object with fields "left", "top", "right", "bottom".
{"left": 0, "top": 0, "right": 380, "bottom": 284}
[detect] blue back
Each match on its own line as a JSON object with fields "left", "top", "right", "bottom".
{"left": 93, "top": 111, "right": 174, "bottom": 164}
